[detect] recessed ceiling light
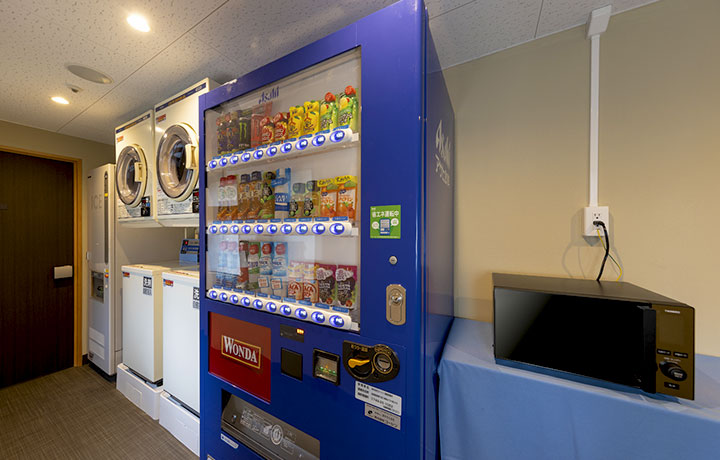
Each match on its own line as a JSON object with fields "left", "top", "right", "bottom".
{"left": 51, "top": 96, "right": 69, "bottom": 105}
{"left": 127, "top": 14, "right": 150, "bottom": 32}
{"left": 66, "top": 65, "right": 113, "bottom": 84}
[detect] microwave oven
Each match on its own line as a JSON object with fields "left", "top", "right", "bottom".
{"left": 493, "top": 273, "right": 694, "bottom": 400}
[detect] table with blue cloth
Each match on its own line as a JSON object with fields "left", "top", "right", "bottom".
{"left": 438, "top": 318, "right": 720, "bottom": 460}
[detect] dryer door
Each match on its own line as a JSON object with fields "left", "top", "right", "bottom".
{"left": 115, "top": 145, "right": 147, "bottom": 207}
{"left": 156, "top": 123, "right": 199, "bottom": 202}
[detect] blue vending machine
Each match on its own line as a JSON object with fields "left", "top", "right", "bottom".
{"left": 199, "top": 1, "right": 454, "bottom": 458}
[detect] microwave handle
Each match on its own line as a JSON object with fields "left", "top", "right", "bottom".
{"left": 639, "top": 305, "right": 657, "bottom": 393}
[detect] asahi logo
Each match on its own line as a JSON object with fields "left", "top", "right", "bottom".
{"left": 258, "top": 86, "right": 279, "bottom": 105}
{"left": 434, "top": 120, "right": 452, "bottom": 187}
{"left": 221, "top": 335, "right": 261, "bottom": 369}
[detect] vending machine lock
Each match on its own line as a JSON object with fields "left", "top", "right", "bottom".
{"left": 342, "top": 341, "right": 400, "bottom": 383}
{"left": 386, "top": 284, "right": 406, "bottom": 326}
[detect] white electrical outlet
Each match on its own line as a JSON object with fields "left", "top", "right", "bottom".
{"left": 583, "top": 206, "right": 609, "bottom": 236}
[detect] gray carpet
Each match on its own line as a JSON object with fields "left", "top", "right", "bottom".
{"left": 0, "top": 365, "right": 197, "bottom": 459}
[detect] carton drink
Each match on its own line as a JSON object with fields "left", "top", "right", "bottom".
{"left": 271, "top": 242, "right": 289, "bottom": 276}
{"left": 259, "top": 242, "right": 273, "bottom": 275}
{"left": 287, "top": 261, "right": 304, "bottom": 300}
{"left": 336, "top": 265, "right": 357, "bottom": 308}
{"left": 302, "top": 262, "right": 319, "bottom": 303}
{"left": 316, "top": 263, "right": 336, "bottom": 305}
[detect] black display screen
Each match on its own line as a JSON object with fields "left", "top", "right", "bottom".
{"left": 494, "top": 288, "right": 654, "bottom": 389}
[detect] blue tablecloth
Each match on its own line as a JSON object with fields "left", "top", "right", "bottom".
{"left": 438, "top": 318, "right": 720, "bottom": 460}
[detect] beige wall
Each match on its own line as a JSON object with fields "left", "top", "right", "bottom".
{"left": 445, "top": 0, "right": 720, "bottom": 356}
{"left": 0, "top": 120, "right": 115, "bottom": 356}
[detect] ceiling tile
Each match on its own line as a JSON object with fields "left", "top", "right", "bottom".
{"left": 0, "top": 2, "right": 138, "bottom": 131}
{"left": 14, "top": 0, "right": 227, "bottom": 64}
{"left": 107, "top": 34, "right": 241, "bottom": 105}
{"left": 425, "top": 0, "right": 476, "bottom": 19}
{"left": 191, "top": 0, "right": 394, "bottom": 76}
{"left": 536, "top": 0, "right": 658, "bottom": 38}
{"left": 429, "top": 0, "right": 543, "bottom": 68}
{"left": 58, "top": 33, "right": 245, "bottom": 144}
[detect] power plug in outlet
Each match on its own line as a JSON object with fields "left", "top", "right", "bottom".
{"left": 583, "top": 206, "right": 609, "bottom": 236}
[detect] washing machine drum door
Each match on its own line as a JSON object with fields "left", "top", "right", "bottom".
{"left": 156, "top": 123, "right": 199, "bottom": 202}
{"left": 116, "top": 145, "right": 147, "bottom": 207}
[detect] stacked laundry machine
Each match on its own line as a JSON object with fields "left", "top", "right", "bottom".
{"left": 88, "top": 79, "right": 216, "bottom": 456}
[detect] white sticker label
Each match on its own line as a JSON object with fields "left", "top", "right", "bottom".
{"left": 220, "top": 433, "right": 238, "bottom": 449}
{"left": 355, "top": 382, "right": 402, "bottom": 416}
{"left": 365, "top": 403, "right": 401, "bottom": 430}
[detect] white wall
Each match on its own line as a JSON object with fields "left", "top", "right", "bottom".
{"left": 444, "top": 0, "right": 720, "bottom": 356}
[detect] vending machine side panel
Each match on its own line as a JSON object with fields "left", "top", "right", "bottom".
{"left": 423, "top": 15, "right": 456, "bottom": 460}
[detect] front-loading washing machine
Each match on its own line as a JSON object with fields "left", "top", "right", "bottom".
{"left": 154, "top": 78, "right": 218, "bottom": 227}
{"left": 115, "top": 110, "right": 160, "bottom": 227}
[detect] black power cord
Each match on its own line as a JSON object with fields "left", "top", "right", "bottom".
{"left": 594, "top": 220, "right": 610, "bottom": 281}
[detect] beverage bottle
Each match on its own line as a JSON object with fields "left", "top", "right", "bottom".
{"left": 246, "top": 171, "right": 263, "bottom": 220}
{"left": 226, "top": 175, "right": 238, "bottom": 220}
{"left": 217, "top": 176, "right": 227, "bottom": 220}
{"left": 303, "top": 180, "right": 320, "bottom": 218}
{"left": 225, "top": 239, "right": 239, "bottom": 290}
{"left": 215, "top": 240, "right": 227, "bottom": 287}
{"left": 237, "top": 174, "right": 250, "bottom": 219}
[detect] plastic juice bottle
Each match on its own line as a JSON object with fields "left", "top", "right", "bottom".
{"left": 225, "top": 239, "right": 238, "bottom": 290}
{"left": 216, "top": 117, "right": 226, "bottom": 156}
{"left": 215, "top": 240, "right": 227, "bottom": 287}
{"left": 217, "top": 176, "right": 227, "bottom": 220}
{"left": 288, "top": 105, "right": 305, "bottom": 138}
{"left": 226, "top": 112, "right": 239, "bottom": 153}
{"left": 260, "top": 116, "right": 274, "bottom": 145}
{"left": 225, "top": 175, "right": 238, "bottom": 220}
{"left": 218, "top": 114, "right": 229, "bottom": 154}
{"left": 246, "top": 171, "right": 263, "bottom": 220}
{"left": 236, "top": 241, "right": 249, "bottom": 290}
{"left": 288, "top": 182, "right": 305, "bottom": 218}
{"left": 303, "top": 180, "right": 320, "bottom": 218}
{"left": 335, "top": 175, "right": 357, "bottom": 221}
{"left": 302, "top": 100, "right": 320, "bottom": 136}
{"left": 319, "top": 178, "right": 337, "bottom": 218}
{"left": 260, "top": 171, "right": 277, "bottom": 219}
{"left": 273, "top": 112, "right": 288, "bottom": 142}
{"left": 319, "top": 93, "right": 338, "bottom": 131}
{"left": 237, "top": 174, "right": 250, "bottom": 220}
{"left": 337, "top": 85, "right": 358, "bottom": 132}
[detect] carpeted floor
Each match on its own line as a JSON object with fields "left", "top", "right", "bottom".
{"left": 0, "top": 365, "right": 197, "bottom": 459}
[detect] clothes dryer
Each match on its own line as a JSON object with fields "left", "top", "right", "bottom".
{"left": 115, "top": 111, "right": 160, "bottom": 227}
{"left": 154, "top": 79, "right": 218, "bottom": 227}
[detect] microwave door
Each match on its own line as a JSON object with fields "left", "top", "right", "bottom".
{"left": 639, "top": 305, "right": 658, "bottom": 394}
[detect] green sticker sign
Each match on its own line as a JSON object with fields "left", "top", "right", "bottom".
{"left": 370, "top": 205, "right": 401, "bottom": 239}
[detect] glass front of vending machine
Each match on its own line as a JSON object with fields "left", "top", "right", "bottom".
{"left": 199, "top": 1, "right": 455, "bottom": 459}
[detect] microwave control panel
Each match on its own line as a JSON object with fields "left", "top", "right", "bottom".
{"left": 653, "top": 303, "right": 694, "bottom": 400}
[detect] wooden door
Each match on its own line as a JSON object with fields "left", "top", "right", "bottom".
{"left": 0, "top": 151, "right": 75, "bottom": 387}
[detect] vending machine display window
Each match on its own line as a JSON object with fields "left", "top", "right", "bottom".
{"left": 204, "top": 49, "right": 361, "bottom": 332}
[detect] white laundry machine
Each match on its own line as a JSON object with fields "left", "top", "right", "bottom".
{"left": 154, "top": 78, "right": 218, "bottom": 227}
{"left": 161, "top": 269, "right": 200, "bottom": 412}
{"left": 160, "top": 269, "right": 200, "bottom": 455}
{"left": 87, "top": 165, "right": 185, "bottom": 377}
{"left": 121, "top": 261, "right": 195, "bottom": 383}
{"left": 115, "top": 111, "right": 160, "bottom": 227}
